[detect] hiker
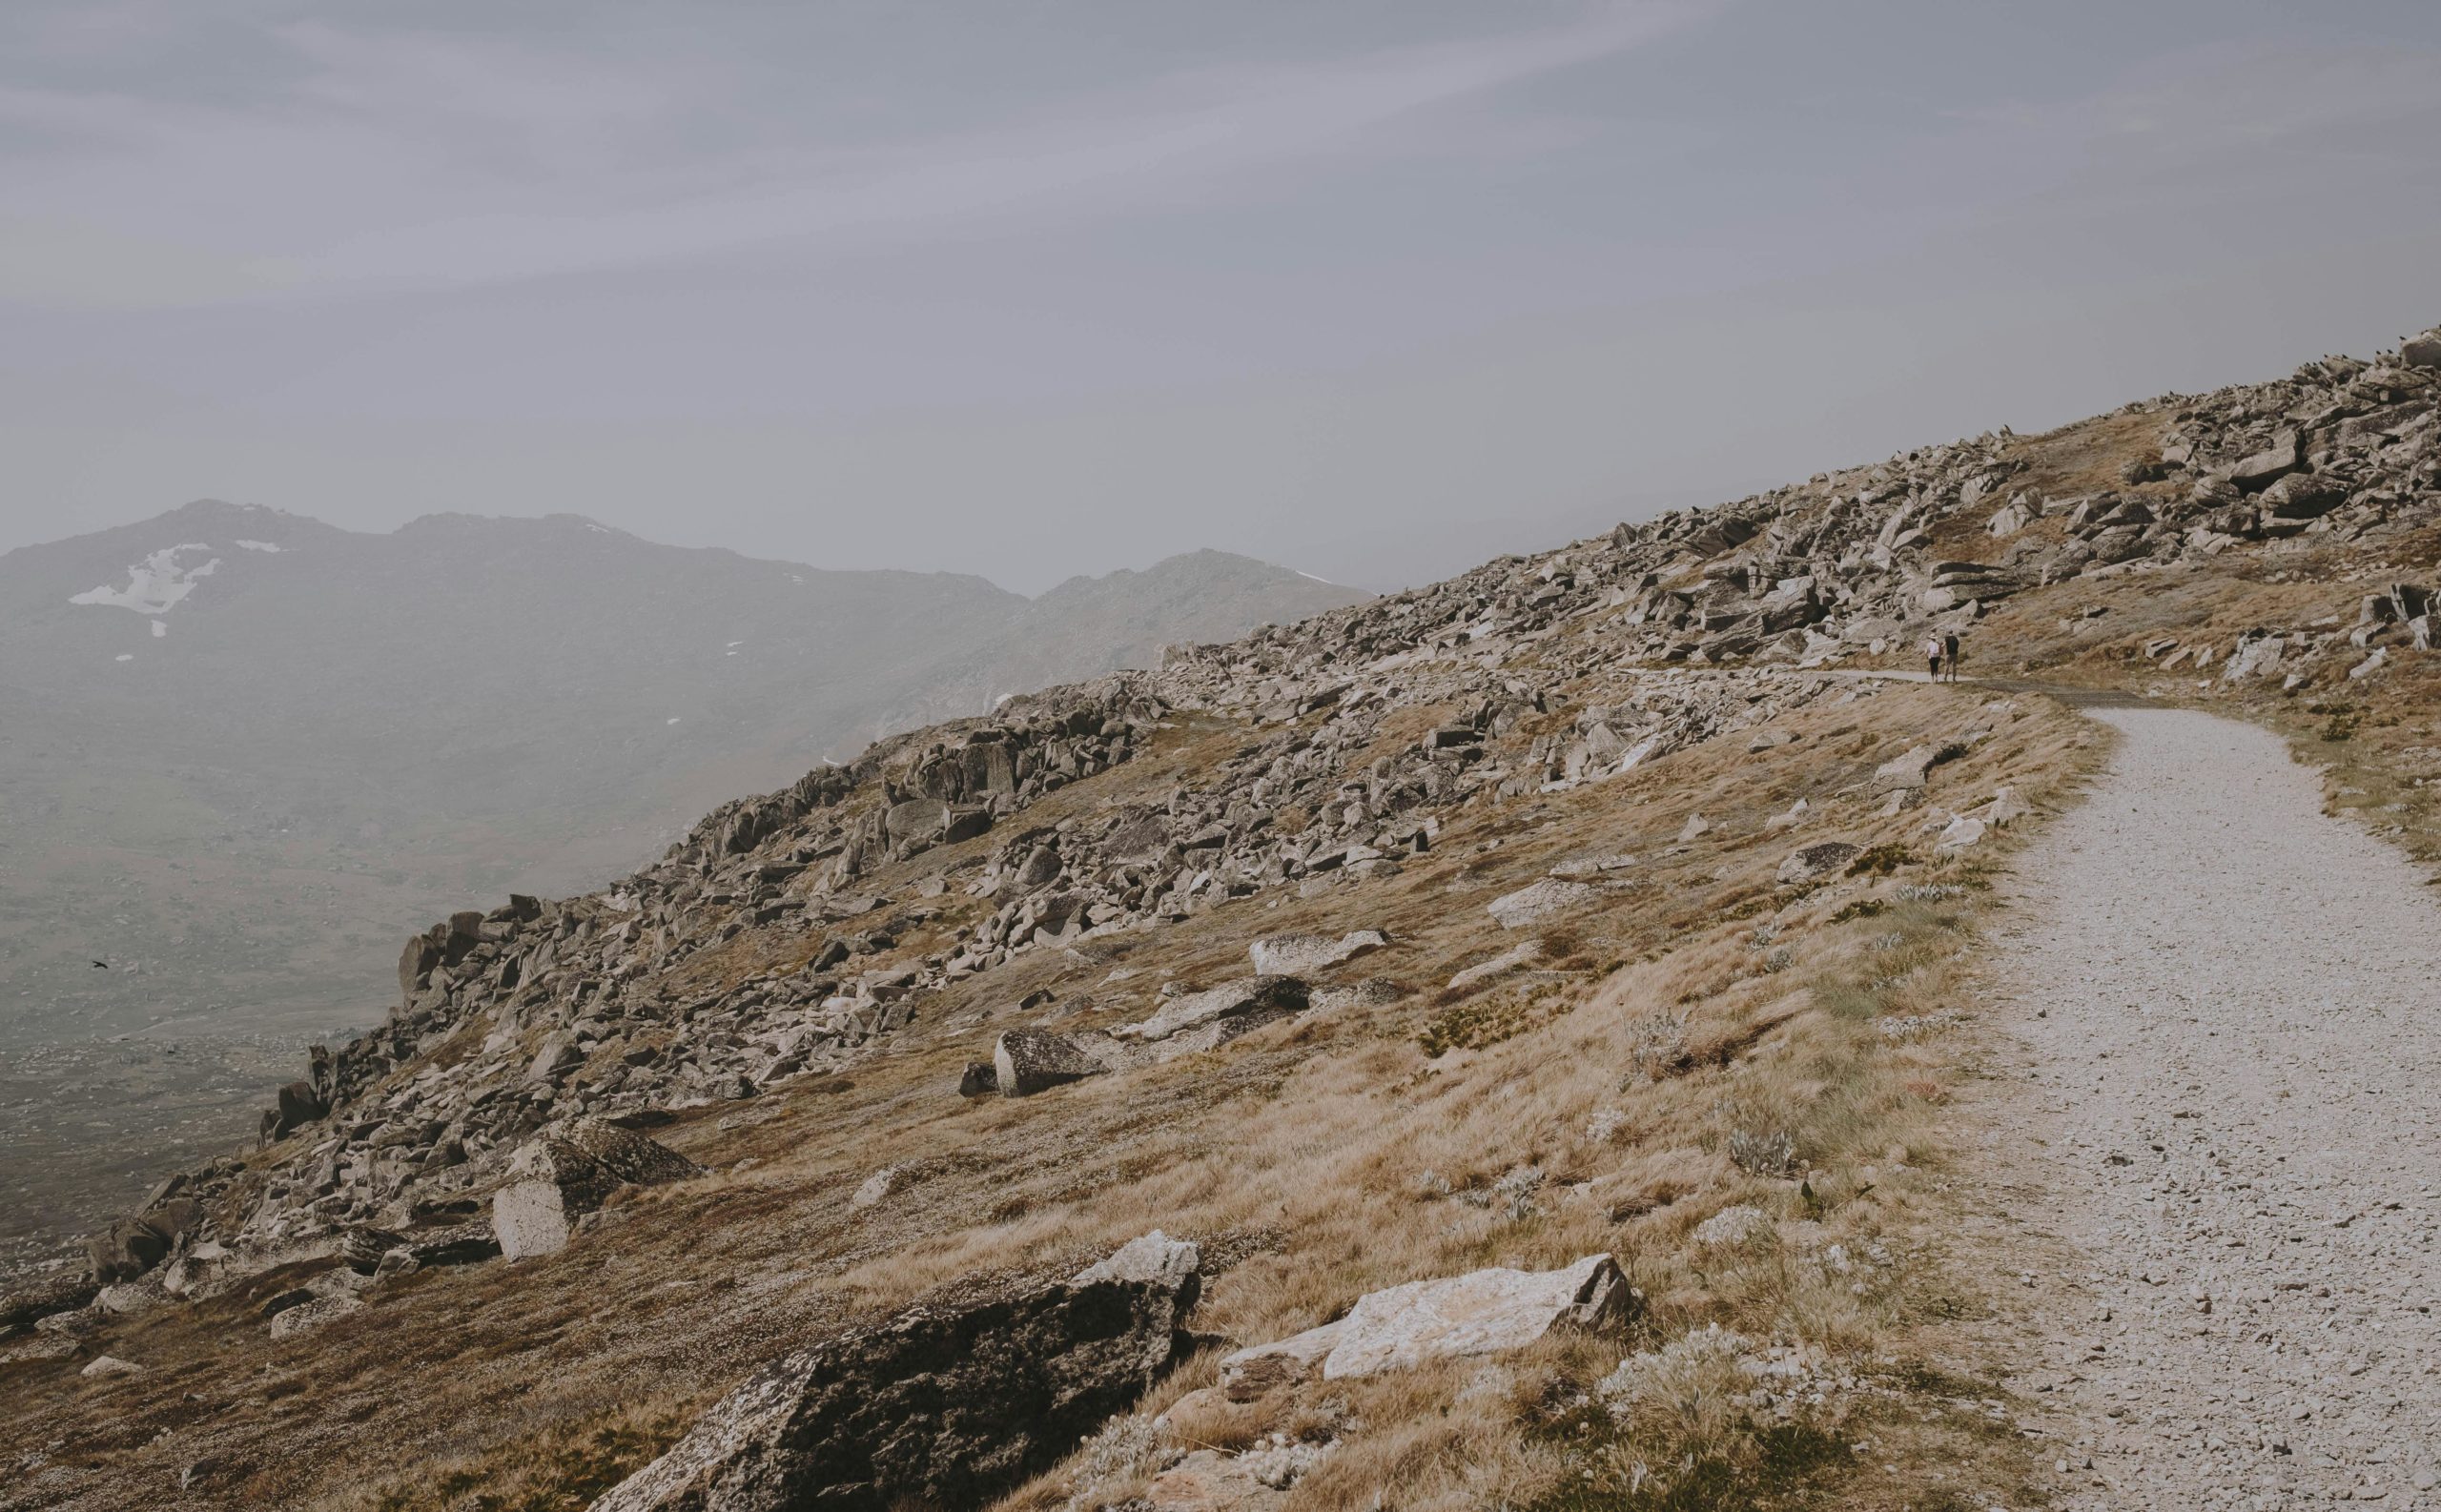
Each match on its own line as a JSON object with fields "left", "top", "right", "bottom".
{"left": 1943, "top": 629, "right": 1962, "bottom": 683}
{"left": 1923, "top": 633, "right": 1944, "bottom": 681}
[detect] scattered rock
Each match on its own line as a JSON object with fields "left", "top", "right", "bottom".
{"left": 78, "top": 1355, "right": 145, "bottom": 1378}
{"left": 1777, "top": 841, "right": 1862, "bottom": 885}
{"left": 1446, "top": 941, "right": 1547, "bottom": 991}
{"left": 1073, "top": 1230, "right": 1201, "bottom": 1295}
{"left": 493, "top": 1121, "right": 702, "bottom": 1262}
{"left": 1118, "top": 976, "right": 1309, "bottom": 1043}
{"left": 1220, "top": 1254, "right": 1635, "bottom": 1396}
{"left": 593, "top": 1247, "right": 1202, "bottom": 1512}
{"left": 1247, "top": 930, "right": 1385, "bottom": 976}
{"left": 1692, "top": 1204, "right": 1773, "bottom": 1248}
{"left": 995, "top": 1030, "right": 1112, "bottom": 1096}
{"left": 1486, "top": 879, "right": 1597, "bottom": 930}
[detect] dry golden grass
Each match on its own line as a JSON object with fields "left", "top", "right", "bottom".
{"left": 2, "top": 677, "right": 2100, "bottom": 1512}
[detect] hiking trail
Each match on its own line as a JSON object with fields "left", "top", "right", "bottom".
{"left": 1981, "top": 704, "right": 2441, "bottom": 1510}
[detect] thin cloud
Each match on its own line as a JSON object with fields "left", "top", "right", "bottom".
{"left": 0, "top": 4, "right": 1712, "bottom": 308}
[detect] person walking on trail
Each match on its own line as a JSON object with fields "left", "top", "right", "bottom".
{"left": 1943, "top": 629, "right": 1962, "bottom": 683}
{"left": 1923, "top": 633, "right": 1944, "bottom": 681}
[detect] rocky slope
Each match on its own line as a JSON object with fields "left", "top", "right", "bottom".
{"left": 1, "top": 322, "right": 2435, "bottom": 1511}
{"left": 0, "top": 510, "right": 1362, "bottom": 1262}
{"left": 0, "top": 508, "right": 1364, "bottom": 1048}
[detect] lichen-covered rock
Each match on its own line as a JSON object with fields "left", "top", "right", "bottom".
{"left": 0, "top": 1272, "right": 101, "bottom": 1336}
{"left": 1485, "top": 879, "right": 1596, "bottom": 930}
{"left": 1246, "top": 930, "right": 1385, "bottom": 976}
{"left": 994, "top": 1030, "right": 1111, "bottom": 1096}
{"left": 1776, "top": 840, "right": 1862, "bottom": 885}
{"left": 493, "top": 1121, "right": 701, "bottom": 1262}
{"left": 594, "top": 1257, "right": 1201, "bottom": 1511}
{"left": 1117, "top": 977, "right": 1309, "bottom": 1043}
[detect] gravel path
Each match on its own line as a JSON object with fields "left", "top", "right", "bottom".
{"left": 1994, "top": 705, "right": 2441, "bottom": 1511}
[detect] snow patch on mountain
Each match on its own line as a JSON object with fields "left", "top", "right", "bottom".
{"left": 236, "top": 540, "right": 282, "bottom": 552}
{"left": 70, "top": 544, "right": 223, "bottom": 616}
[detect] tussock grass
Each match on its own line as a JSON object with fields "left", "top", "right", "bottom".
{"left": 8, "top": 680, "right": 2099, "bottom": 1512}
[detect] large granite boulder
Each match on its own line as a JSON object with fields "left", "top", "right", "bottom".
{"left": 493, "top": 1121, "right": 701, "bottom": 1261}
{"left": 993, "top": 1030, "right": 1110, "bottom": 1096}
{"left": 593, "top": 1240, "right": 1202, "bottom": 1511}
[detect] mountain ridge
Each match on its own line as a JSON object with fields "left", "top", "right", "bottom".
{"left": 3, "top": 321, "right": 2437, "bottom": 1509}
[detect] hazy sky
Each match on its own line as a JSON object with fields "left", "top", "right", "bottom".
{"left": 4, "top": 2, "right": 2438, "bottom": 591}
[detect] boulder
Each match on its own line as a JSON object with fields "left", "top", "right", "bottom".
{"left": 84, "top": 1198, "right": 201, "bottom": 1284}
{"left": 493, "top": 1121, "right": 702, "bottom": 1262}
{"left": 79, "top": 1355, "right": 146, "bottom": 1378}
{"left": 1118, "top": 977, "right": 1309, "bottom": 1043}
{"left": 2260, "top": 472, "right": 2348, "bottom": 521}
{"left": 1, "top": 1273, "right": 102, "bottom": 1336}
{"left": 1247, "top": 930, "right": 1385, "bottom": 976}
{"left": 994, "top": 1030, "right": 1110, "bottom": 1096}
{"left": 1776, "top": 841, "right": 1862, "bottom": 885}
{"left": 1486, "top": 879, "right": 1596, "bottom": 930}
{"left": 1074, "top": 1231, "right": 1201, "bottom": 1296}
{"left": 275, "top": 1079, "right": 328, "bottom": 1130}
{"left": 592, "top": 1260, "right": 1200, "bottom": 1512}
{"left": 2402, "top": 327, "right": 2441, "bottom": 369}
{"left": 957, "top": 1060, "right": 1000, "bottom": 1096}
{"left": 942, "top": 806, "right": 994, "bottom": 845}
{"left": 525, "top": 1031, "right": 585, "bottom": 1085}
{"left": 885, "top": 798, "right": 950, "bottom": 846}
{"left": 1220, "top": 1254, "right": 1634, "bottom": 1398}
{"left": 2227, "top": 430, "right": 2301, "bottom": 491}
{"left": 406, "top": 1220, "right": 502, "bottom": 1268}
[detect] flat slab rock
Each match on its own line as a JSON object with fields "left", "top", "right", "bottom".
{"left": 1485, "top": 878, "right": 1597, "bottom": 930}
{"left": 1117, "top": 976, "right": 1308, "bottom": 1044}
{"left": 594, "top": 1236, "right": 1200, "bottom": 1512}
{"left": 1220, "top": 1254, "right": 1635, "bottom": 1399}
{"left": 1245, "top": 930, "right": 1385, "bottom": 976}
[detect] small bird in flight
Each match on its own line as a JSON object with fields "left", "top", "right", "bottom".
{"left": 91, "top": 960, "right": 109, "bottom": 970}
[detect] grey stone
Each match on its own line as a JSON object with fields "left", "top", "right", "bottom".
{"left": 1118, "top": 976, "right": 1309, "bottom": 1043}
{"left": 1486, "top": 879, "right": 1596, "bottom": 930}
{"left": 994, "top": 1030, "right": 1110, "bottom": 1096}
{"left": 1776, "top": 840, "right": 1862, "bottom": 885}
{"left": 494, "top": 1121, "right": 701, "bottom": 1261}
{"left": 593, "top": 1269, "right": 1200, "bottom": 1512}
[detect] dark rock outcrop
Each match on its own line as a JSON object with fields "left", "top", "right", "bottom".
{"left": 593, "top": 1266, "right": 1200, "bottom": 1511}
